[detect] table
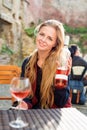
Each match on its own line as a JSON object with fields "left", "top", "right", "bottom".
{"left": 0, "top": 108, "right": 87, "bottom": 130}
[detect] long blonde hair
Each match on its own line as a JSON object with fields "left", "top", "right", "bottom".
{"left": 25, "top": 20, "right": 65, "bottom": 108}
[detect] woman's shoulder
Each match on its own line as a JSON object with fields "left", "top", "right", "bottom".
{"left": 21, "top": 56, "right": 31, "bottom": 77}
{"left": 22, "top": 56, "right": 31, "bottom": 65}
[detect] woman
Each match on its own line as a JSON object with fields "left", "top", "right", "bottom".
{"left": 14, "top": 20, "right": 72, "bottom": 109}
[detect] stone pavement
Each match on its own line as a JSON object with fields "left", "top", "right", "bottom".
{"left": 0, "top": 100, "right": 87, "bottom": 116}
{"left": 0, "top": 84, "right": 87, "bottom": 116}
{"left": 0, "top": 84, "right": 12, "bottom": 110}
{"left": 72, "top": 91, "right": 87, "bottom": 116}
{"left": 72, "top": 103, "right": 87, "bottom": 116}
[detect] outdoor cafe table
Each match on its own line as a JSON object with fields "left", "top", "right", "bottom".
{"left": 0, "top": 108, "right": 87, "bottom": 130}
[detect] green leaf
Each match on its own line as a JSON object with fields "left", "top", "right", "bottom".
{"left": 25, "top": 26, "right": 35, "bottom": 37}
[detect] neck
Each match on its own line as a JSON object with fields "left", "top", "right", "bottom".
{"left": 37, "top": 51, "right": 49, "bottom": 67}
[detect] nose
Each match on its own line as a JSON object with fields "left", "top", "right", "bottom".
{"left": 42, "top": 36, "right": 47, "bottom": 42}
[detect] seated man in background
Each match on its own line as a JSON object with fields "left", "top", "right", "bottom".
{"left": 69, "top": 44, "right": 87, "bottom": 105}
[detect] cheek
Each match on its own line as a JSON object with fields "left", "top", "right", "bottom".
{"left": 51, "top": 40, "right": 57, "bottom": 48}
{"left": 36, "top": 37, "right": 39, "bottom": 45}
{"left": 53, "top": 42, "right": 57, "bottom": 47}
{"left": 48, "top": 43, "right": 56, "bottom": 50}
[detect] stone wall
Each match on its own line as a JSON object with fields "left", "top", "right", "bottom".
{"left": 0, "top": 0, "right": 28, "bottom": 65}
{"left": 0, "top": 0, "right": 87, "bottom": 65}
{"left": 28, "top": 0, "right": 87, "bottom": 27}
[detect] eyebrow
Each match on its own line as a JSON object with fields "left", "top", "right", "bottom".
{"left": 39, "top": 31, "right": 56, "bottom": 39}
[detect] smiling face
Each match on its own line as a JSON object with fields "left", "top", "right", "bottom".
{"left": 36, "top": 25, "right": 57, "bottom": 53}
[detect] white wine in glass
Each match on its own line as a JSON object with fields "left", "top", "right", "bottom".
{"left": 9, "top": 77, "right": 32, "bottom": 128}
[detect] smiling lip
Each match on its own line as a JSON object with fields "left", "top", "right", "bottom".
{"left": 39, "top": 41, "right": 46, "bottom": 47}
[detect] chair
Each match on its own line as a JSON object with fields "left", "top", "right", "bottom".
{"left": 0, "top": 65, "right": 21, "bottom": 84}
{"left": 0, "top": 65, "right": 21, "bottom": 102}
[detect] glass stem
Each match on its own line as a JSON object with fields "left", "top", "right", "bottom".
{"left": 16, "top": 100, "right": 22, "bottom": 121}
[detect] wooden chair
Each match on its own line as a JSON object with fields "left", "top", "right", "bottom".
{"left": 0, "top": 65, "right": 21, "bottom": 102}
{"left": 0, "top": 65, "right": 21, "bottom": 84}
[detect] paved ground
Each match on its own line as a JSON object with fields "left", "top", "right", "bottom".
{"left": 0, "top": 101, "right": 87, "bottom": 117}
{"left": 0, "top": 84, "right": 87, "bottom": 116}
{"left": 72, "top": 90, "right": 87, "bottom": 116}
{"left": 0, "top": 85, "right": 12, "bottom": 110}
{"left": 72, "top": 103, "right": 87, "bottom": 116}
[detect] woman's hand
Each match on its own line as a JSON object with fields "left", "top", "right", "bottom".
{"left": 16, "top": 101, "right": 28, "bottom": 110}
{"left": 56, "top": 56, "right": 72, "bottom": 75}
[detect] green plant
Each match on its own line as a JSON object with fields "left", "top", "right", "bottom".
{"left": 64, "top": 25, "right": 87, "bottom": 34}
{"left": 0, "top": 44, "right": 14, "bottom": 55}
{"left": 64, "top": 24, "right": 87, "bottom": 54}
{"left": 25, "top": 26, "right": 35, "bottom": 37}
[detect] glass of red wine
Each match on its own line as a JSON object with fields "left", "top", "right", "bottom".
{"left": 9, "top": 77, "right": 32, "bottom": 128}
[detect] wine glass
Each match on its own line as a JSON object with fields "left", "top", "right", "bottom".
{"left": 9, "top": 77, "right": 32, "bottom": 128}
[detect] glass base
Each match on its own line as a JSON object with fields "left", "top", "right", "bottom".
{"left": 9, "top": 120, "right": 28, "bottom": 128}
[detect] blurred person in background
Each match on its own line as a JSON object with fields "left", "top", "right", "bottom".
{"left": 69, "top": 44, "right": 87, "bottom": 105}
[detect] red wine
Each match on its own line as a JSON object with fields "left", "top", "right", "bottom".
{"left": 11, "top": 89, "right": 30, "bottom": 100}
